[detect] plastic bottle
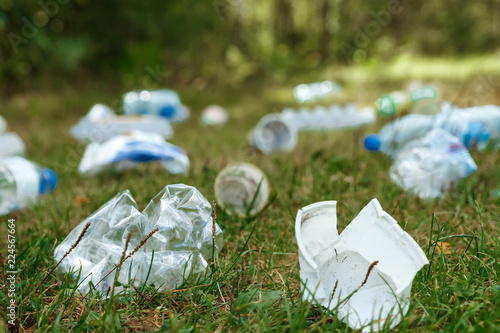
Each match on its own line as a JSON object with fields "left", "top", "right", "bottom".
{"left": 248, "top": 114, "right": 298, "bottom": 154}
{"left": 364, "top": 112, "right": 491, "bottom": 158}
{"left": 0, "top": 156, "right": 57, "bottom": 215}
{"left": 375, "top": 86, "right": 439, "bottom": 117}
{"left": 122, "top": 89, "right": 189, "bottom": 123}
{"left": 390, "top": 129, "right": 477, "bottom": 199}
{"left": 281, "top": 104, "right": 375, "bottom": 131}
{"left": 71, "top": 104, "right": 173, "bottom": 143}
{"left": 293, "top": 81, "right": 342, "bottom": 103}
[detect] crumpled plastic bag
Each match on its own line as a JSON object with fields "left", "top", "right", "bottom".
{"left": 71, "top": 104, "right": 173, "bottom": 143}
{"left": 78, "top": 131, "right": 189, "bottom": 175}
{"left": 54, "top": 184, "right": 223, "bottom": 296}
{"left": 296, "top": 199, "right": 428, "bottom": 332}
{"left": 390, "top": 129, "right": 477, "bottom": 199}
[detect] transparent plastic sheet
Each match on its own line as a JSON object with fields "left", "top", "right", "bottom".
{"left": 54, "top": 184, "right": 223, "bottom": 297}
{"left": 71, "top": 104, "right": 173, "bottom": 143}
{"left": 78, "top": 131, "right": 189, "bottom": 175}
{"left": 295, "top": 199, "right": 428, "bottom": 332}
{"left": 390, "top": 129, "right": 477, "bottom": 199}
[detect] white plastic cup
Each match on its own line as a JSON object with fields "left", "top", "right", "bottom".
{"left": 214, "top": 163, "right": 270, "bottom": 216}
{"left": 0, "top": 116, "right": 6, "bottom": 134}
{"left": 249, "top": 114, "right": 297, "bottom": 154}
{"left": 200, "top": 105, "right": 228, "bottom": 126}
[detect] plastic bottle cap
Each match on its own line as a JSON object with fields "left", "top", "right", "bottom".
{"left": 160, "top": 105, "right": 176, "bottom": 118}
{"left": 364, "top": 134, "right": 381, "bottom": 151}
{"left": 39, "top": 168, "right": 57, "bottom": 195}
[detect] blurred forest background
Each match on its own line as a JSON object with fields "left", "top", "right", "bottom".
{"left": 2, "top": 0, "right": 500, "bottom": 93}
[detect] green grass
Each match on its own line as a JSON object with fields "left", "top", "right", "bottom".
{"left": 0, "top": 69, "right": 500, "bottom": 332}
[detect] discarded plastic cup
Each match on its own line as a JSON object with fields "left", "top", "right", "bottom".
{"left": 248, "top": 114, "right": 297, "bottom": 154}
{"left": 0, "top": 115, "right": 6, "bottom": 134}
{"left": 295, "top": 199, "right": 428, "bottom": 332}
{"left": 200, "top": 105, "right": 228, "bottom": 126}
{"left": 214, "top": 163, "right": 270, "bottom": 216}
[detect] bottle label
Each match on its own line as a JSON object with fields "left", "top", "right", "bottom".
{"left": 2, "top": 156, "right": 39, "bottom": 209}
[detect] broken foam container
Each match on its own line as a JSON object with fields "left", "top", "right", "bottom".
{"left": 54, "top": 184, "right": 223, "bottom": 297}
{"left": 295, "top": 199, "right": 428, "bottom": 332}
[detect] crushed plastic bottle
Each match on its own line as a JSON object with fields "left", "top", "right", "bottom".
{"left": 282, "top": 104, "right": 375, "bottom": 131}
{"left": 54, "top": 184, "right": 223, "bottom": 297}
{"left": 71, "top": 104, "right": 173, "bottom": 143}
{"left": 248, "top": 114, "right": 297, "bottom": 154}
{"left": 364, "top": 109, "right": 491, "bottom": 158}
{"left": 200, "top": 105, "right": 228, "bottom": 126}
{"left": 0, "top": 156, "right": 57, "bottom": 215}
{"left": 390, "top": 129, "right": 477, "bottom": 199}
{"left": 375, "top": 86, "right": 439, "bottom": 117}
{"left": 296, "top": 199, "right": 428, "bottom": 332}
{"left": 214, "top": 163, "right": 270, "bottom": 216}
{"left": 78, "top": 131, "right": 189, "bottom": 175}
{"left": 293, "top": 81, "right": 342, "bottom": 103}
{"left": 122, "top": 89, "right": 189, "bottom": 123}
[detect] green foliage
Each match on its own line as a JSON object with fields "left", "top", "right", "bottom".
{"left": 2, "top": 0, "right": 500, "bottom": 91}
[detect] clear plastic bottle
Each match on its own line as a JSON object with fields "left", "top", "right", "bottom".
{"left": 364, "top": 112, "right": 491, "bottom": 158}
{"left": 375, "top": 86, "right": 440, "bottom": 117}
{"left": 0, "top": 156, "right": 57, "bottom": 215}
{"left": 122, "top": 89, "right": 189, "bottom": 123}
{"left": 293, "top": 81, "right": 342, "bottom": 104}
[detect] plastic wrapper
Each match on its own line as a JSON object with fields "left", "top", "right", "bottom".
{"left": 71, "top": 104, "right": 173, "bottom": 143}
{"left": 296, "top": 199, "right": 428, "bottom": 332}
{"left": 78, "top": 131, "right": 189, "bottom": 175}
{"left": 54, "top": 184, "right": 223, "bottom": 296}
{"left": 390, "top": 129, "right": 477, "bottom": 198}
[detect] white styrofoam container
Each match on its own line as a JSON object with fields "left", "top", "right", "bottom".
{"left": 295, "top": 199, "right": 429, "bottom": 332}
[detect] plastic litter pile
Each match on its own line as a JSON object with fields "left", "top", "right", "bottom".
{"left": 296, "top": 199, "right": 428, "bottom": 332}
{"left": 54, "top": 184, "right": 223, "bottom": 296}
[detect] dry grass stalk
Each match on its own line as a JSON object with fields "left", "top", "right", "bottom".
{"left": 87, "top": 227, "right": 159, "bottom": 296}
{"left": 39, "top": 222, "right": 91, "bottom": 292}
{"left": 359, "top": 261, "right": 379, "bottom": 289}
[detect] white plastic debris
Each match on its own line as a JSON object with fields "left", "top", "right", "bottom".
{"left": 296, "top": 199, "right": 428, "bottom": 332}
{"left": 122, "top": 89, "right": 189, "bottom": 123}
{"left": 78, "top": 131, "right": 189, "bottom": 175}
{"left": 0, "top": 133, "right": 26, "bottom": 157}
{"left": 248, "top": 114, "right": 298, "bottom": 154}
{"left": 200, "top": 105, "right": 228, "bottom": 126}
{"left": 71, "top": 104, "right": 173, "bottom": 143}
{"left": 214, "top": 163, "right": 270, "bottom": 216}
{"left": 54, "top": 184, "right": 223, "bottom": 296}
{"left": 282, "top": 104, "right": 375, "bottom": 131}
{"left": 390, "top": 129, "right": 477, "bottom": 199}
